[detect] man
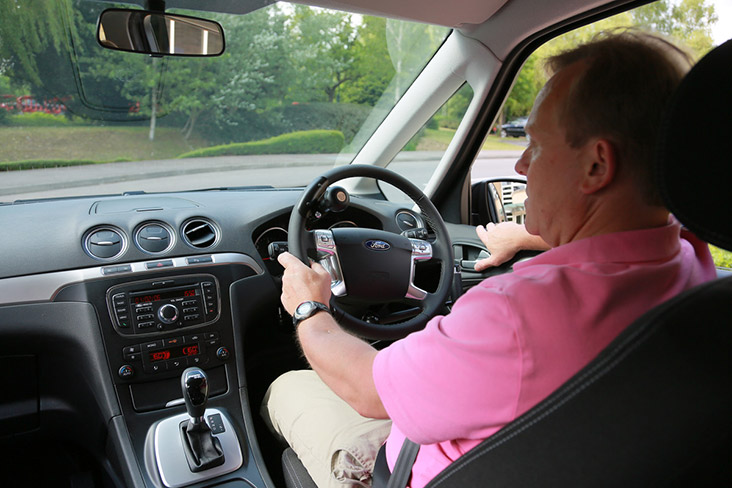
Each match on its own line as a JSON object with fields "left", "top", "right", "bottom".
{"left": 263, "top": 30, "right": 715, "bottom": 488}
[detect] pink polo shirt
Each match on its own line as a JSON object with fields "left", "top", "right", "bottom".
{"left": 373, "top": 221, "right": 715, "bottom": 488}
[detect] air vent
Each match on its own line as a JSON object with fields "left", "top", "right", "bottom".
{"left": 182, "top": 218, "right": 218, "bottom": 249}
{"left": 84, "top": 226, "right": 126, "bottom": 260}
{"left": 135, "top": 222, "right": 174, "bottom": 254}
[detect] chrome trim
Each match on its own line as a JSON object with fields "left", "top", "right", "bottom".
{"left": 134, "top": 221, "right": 176, "bottom": 255}
{"left": 314, "top": 229, "right": 347, "bottom": 297}
{"left": 82, "top": 225, "right": 128, "bottom": 261}
{"left": 0, "top": 253, "right": 263, "bottom": 306}
{"left": 406, "top": 238, "right": 432, "bottom": 300}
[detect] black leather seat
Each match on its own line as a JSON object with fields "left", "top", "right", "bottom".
{"left": 282, "top": 38, "right": 732, "bottom": 488}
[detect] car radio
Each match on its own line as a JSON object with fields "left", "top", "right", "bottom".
{"left": 107, "top": 274, "right": 220, "bottom": 335}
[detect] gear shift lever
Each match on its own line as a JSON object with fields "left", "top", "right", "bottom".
{"left": 182, "top": 367, "right": 208, "bottom": 425}
{"left": 179, "top": 367, "right": 225, "bottom": 472}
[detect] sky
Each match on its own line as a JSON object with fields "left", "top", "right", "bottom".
{"left": 709, "top": 0, "right": 732, "bottom": 45}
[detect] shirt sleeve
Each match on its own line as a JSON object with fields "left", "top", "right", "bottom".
{"left": 372, "top": 280, "right": 523, "bottom": 445}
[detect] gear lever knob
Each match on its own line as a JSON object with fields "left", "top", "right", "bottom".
{"left": 181, "top": 367, "right": 208, "bottom": 424}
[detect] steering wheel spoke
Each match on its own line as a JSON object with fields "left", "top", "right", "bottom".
{"left": 313, "top": 229, "right": 347, "bottom": 297}
{"left": 406, "top": 238, "right": 432, "bottom": 300}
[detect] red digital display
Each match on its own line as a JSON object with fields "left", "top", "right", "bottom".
{"left": 148, "top": 343, "right": 200, "bottom": 362}
{"left": 132, "top": 288, "right": 197, "bottom": 305}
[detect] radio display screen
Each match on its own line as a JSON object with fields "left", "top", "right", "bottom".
{"left": 149, "top": 343, "right": 200, "bottom": 363}
{"left": 132, "top": 287, "right": 197, "bottom": 305}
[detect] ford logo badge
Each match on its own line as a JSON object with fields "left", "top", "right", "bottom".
{"left": 365, "top": 240, "right": 390, "bottom": 251}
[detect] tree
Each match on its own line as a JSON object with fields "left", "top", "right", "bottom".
{"left": 288, "top": 6, "right": 359, "bottom": 103}
{"left": 340, "top": 17, "right": 394, "bottom": 106}
{"left": 632, "top": 0, "right": 718, "bottom": 56}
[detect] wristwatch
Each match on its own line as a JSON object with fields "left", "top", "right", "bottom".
{"left": 293, "top": 301, "right": 330, "bottom": 328}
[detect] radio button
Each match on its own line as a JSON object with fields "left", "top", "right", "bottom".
{"left": 182, "top": 300, "right": 197, "bottom": 307}
{"left": 138, "top": 321, "right": 155, "bottom": 329}
{"left": 184, "top": 334, "right": 202, "bottom": 343}
{"left": 183, "top": 307, "right": 198, "bottom": 314}
{"left": 137, "top": 314, "right": 154, "bottom": 321}
{"left": 142, "top": 340, "right": 164, "bottom": 351}
{"left": 184, "top": 314, "right": 200, "bottom": 322}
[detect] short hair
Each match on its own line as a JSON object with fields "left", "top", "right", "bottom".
{"left": 545, "top": 29, "right": 694, "bottom": 205}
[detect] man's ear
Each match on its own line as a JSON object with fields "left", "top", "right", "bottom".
{"left": 580, "top": 138, "right": 616, "bottom": 194}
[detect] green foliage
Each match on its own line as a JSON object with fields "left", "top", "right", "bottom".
{"left": 709, "top": 245, "right": 732, "bottom": 268}
{"left": 9, "top": 112, "right": 70, "bottom": 126}
{"left": 633, "top": 0, "right": 718, "bottom": 56}
{"left": 178, "top": 130, "right": 345, "bottom": 158}
{"left": 272, "top": 103, "right": 371, "bottom": 143}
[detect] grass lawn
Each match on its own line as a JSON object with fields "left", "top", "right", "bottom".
{"left": 0, "top": 126, "right": 207, "bottom": 163}
{"left": 419, "top": 128, "right": 524, "bottom": 151}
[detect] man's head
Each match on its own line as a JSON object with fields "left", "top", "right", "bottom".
{"left": 515, "top": 30, "right": 694, "bottom": 246}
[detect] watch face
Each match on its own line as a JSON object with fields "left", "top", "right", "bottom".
{"left": 296, "top": 302, "right": 315, "bottom": 316}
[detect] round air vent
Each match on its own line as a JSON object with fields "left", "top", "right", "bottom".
{"left": 135, "top": 222, "right": 174, "bottom": 254}
{"left": 396, "top": 211, "right": 423, "bottom": 232}
{"left": 84, "top": 226, "right": 126, "bottom": 260}
{"left": 181, "top": 218, "right": 219, "bottom": 249}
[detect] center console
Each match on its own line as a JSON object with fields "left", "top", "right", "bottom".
{"left": 53, "top": 253, "right": 278, "bottom": 488}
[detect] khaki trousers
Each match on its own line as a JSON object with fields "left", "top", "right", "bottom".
{"left": 261, "top": 370, "right": 392, "bottom": 488}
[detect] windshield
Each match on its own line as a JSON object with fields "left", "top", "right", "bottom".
{"left": 0, "top": 1, "right": 449, "bottom": 202}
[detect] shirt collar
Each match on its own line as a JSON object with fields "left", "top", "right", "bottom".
{"left": 514, "top": 219, "right": 682, "bottom": 270}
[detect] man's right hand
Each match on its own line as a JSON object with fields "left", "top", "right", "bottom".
{"left": 474, "top": 222, "right": 550, "bottom": 271}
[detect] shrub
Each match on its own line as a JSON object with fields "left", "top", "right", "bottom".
{"left": 0, "top": 159, "right": 97, "bottom": 171}
{"left": 178, "top": 130, "right": 345, "bottom": 158}
{"left": 709, "top": 245, "right": 732, "bottom": 268}
{"left": 9, "top": 112, "right": 70, "bottom": 126}
{"left": 271, "top": 103, "right": 371, "bottom": 144}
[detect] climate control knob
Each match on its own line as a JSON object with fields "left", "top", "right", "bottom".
{"left": 158, "top": 304, "right": 179, "bottom": 324}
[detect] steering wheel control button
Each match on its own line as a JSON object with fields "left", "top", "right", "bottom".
{"left": 216, "top": 347, "right": 230, "bottom": 361}
{"left": 118, "top": 365, "right": 135, "bottom": 379}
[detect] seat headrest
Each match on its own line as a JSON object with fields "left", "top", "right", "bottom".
{"left": 656, "top": 38, "right": 732, "bottom": 251}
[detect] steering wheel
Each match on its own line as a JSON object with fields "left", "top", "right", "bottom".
{"left": 288, "top": 164, "right": 454, "bottom": 340}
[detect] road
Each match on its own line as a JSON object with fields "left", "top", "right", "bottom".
{"left": 1, "top": 150, "right": 524, "bottom": 202}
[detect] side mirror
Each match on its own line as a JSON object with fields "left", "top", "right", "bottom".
{"left": 470, "top": 178, "right": 526, "bottom": 226}
{"left": 97, "top": 8, "right": 225, "bottom": 57}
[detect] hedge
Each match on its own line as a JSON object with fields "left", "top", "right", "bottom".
{"left": 178, "top": 130, "right": 345, "bottom": 158}
{"left": 0, "top": 159, "right": 98, "bottom": 171}
{"left": 8, "top": 112, "right": 71, "bottom": 126}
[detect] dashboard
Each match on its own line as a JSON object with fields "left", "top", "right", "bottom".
{"left": 0, "top": 187, "right": 438, "bottom": 487}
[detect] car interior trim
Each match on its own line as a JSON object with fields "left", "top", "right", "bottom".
{"left": 0, "top": 252, "right": 263, "bottom": 306}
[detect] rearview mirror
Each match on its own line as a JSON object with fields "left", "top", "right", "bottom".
{"left": 97, "top": 8, "right": 225, "bottom": 56}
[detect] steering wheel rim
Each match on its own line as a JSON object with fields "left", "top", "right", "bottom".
{"left": 288, "top": 164, "right": 454, "bottom": 340}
